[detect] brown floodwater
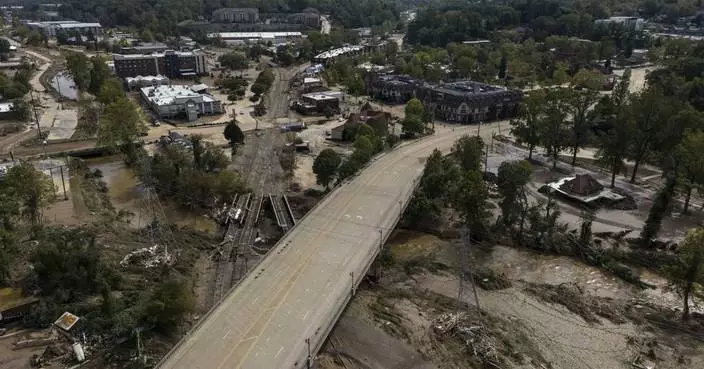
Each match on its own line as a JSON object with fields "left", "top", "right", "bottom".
{"left": 85, "top": 156, "right": 217, "bottom": 233}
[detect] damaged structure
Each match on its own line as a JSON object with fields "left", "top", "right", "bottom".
{"left": 331, "top": 103, "right": 391, "bottom": 141}
{"left": 546, "top": 174, "right": 625, "bottom": 206}
{"left": 365, "top": 73, "right": 522, "bottom": 124}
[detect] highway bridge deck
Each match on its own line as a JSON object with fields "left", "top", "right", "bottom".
{"left": 157, "top": 126, "right": 479, "bottom": 369}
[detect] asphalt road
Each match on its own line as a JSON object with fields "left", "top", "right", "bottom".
{"left": 156, "top": 123, "right": 493, "bottom": 369}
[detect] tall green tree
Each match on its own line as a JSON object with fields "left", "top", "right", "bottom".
{"left": 65, "top": 52, "right": 91, "bottom": 91}
{"left": 454, "top": 170, "right": 490, "bottom": 239}
{"left": 2, "top": 162, "right": 55, "bottom": 225}
{"left": 218, "top": 52, "right": 248, "bottom": 71}
{"left": 567, "top": 88, "right": 600, "bottom": 166}
{"left": 675, "top": 129, "right": 704, "bottom": 213}
{"left": 452, "top": 135, "right": 484, "bottom": 173}
{"left": 405, "top": 97, "right": 425, "bottom": 118}
{"left": 511, "top": 90, "right": 545, "bottom": 160}
{"left": 497, "top": 160, "right": 532, "bottom": 228}
{"left": 664, "top": 228, "right": 704, "bottom": 319}
{"left": 540, "top": 88, "right": 570, "bottom": 168}
{"left": 97, "top": 77, "right": 124, "bottom": 105}
{"left": 401, "top": 115, "right": 425, "bottom": 137}
{"left": 224, "top": 120, "right": 245, "bottom": 146}
{"left": 640, "top": 175, "right": 677, "bottom": 246}
{"left": 98, "top": 98, "right": 144, "bottom": 151}
{"left": 313, "top": 149, "right": 342, "bottom": 189}
{"left": 628, "top": 88, "right": 678, "bottom": 183}
{"left": 89, "top": 56, "right": 111, "bottom": 95}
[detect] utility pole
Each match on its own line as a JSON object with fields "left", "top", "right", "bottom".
{"left": 55, "top": 74, "right": 63, "bottom": 110}
{"left": 29, "top": 89, "right": 42, "bottom": 138}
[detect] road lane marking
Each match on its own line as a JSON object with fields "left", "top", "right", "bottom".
{"left": 274, "top": 346, "right": 284, "bottom": 358}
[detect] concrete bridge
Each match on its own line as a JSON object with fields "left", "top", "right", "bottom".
{"left": 157, "top": 124, "right": 489, "bottom": 369}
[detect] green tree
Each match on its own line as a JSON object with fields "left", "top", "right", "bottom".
{"left": 254, "top": 101, "right": 266, "bottom": 116}
{"left": 224, "top": 120, "right": 245, "bottom": 146}
{"left": 218, "top": 52, "right": 249, "bottom": 71}
{"left": 540, "top": 88, "right": 570, "bottom": 168}
{"left": 9, "top": 98, "right": 30, "bottom": 121}
{"left": 346, "top": 73, "right": 365, "bottom": 101}
{"left": 2, "top": 162, "right": 55, "bottom": 225}
{"left": 452, "top": 135, "right": 484, "bottom": 173}
{"left": 640, "top": 175, "right": 677, "bottom": 246}
{"left": 497, "top": 160, "right": 532, "bottom": 228}
{"left": 567, "top": 89, "right": 600, "bottom": 166}
{"left": 664, "top": 228, "right": 704, "bottom": 319}
{"left": 454, "top": 170, "right": 490, "bottom": 239}
{"left": 65, "top": 52, "right": 91, "bottom": 91}
{"left": 146, "top": 278, "right": 195, "bottom": 333}
{"left": 675, "top": 129, "right": 704, "bottom": 213}
{"left": 97, "top": 78, "right": 124, "bottom": 105}
{"left": 401, "top": 115, "right": 425, "bottom": 137}
{"left": 405, "top": 97, "right": 425, "bottom": 118}
{"left": 31, "top": 228, "right": 119, "bottom": 303}
{"left": 628, "top": 88, "right": 678, "bottom": 183}
{"left": 511, "top": 90, "right": 545, "bottom": 160}
{"left": 0, "top": 229, "right": 17, "bottom": 285}
{"left": 89, "top": 56, "right": 111, "bottom": 95}
{"left": 595, "top": 72, "right": 631, "bottom": 187}
{"left": 98, "top": 98, "right": 144, "bottom": 151}
{"left": 313, "top": 149, "right": 342, "bottom": 189}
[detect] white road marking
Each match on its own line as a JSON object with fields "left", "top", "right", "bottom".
{"left": 275, "top": 346, "right": 284, "bottom": 358}
{"left": 221, "top": 330, "right": 231, "bottom": 340}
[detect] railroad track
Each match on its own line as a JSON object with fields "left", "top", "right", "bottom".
{"left": 210, "top": 193, "right": 250, "bottom": 305}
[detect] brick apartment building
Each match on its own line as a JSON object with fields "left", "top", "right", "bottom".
{"left": 366, "top": 73, "right": 522, "bottom": 124}
{"left": 113, "top": 50, "right": 208, "bottom": 79}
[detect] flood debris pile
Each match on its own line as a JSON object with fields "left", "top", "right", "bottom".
{"left": 432, "top": 310, "right": 550, "bottom": 369}
{"left": 120, "top": 244, "right": 175, "bottom": 269}
{"left": 525, "top": 282, "right": 626, "bottom": 324}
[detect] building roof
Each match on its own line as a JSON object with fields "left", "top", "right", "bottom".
{"left": 303, "top": 77, "right": 321, "bottom": 84}
{"left": 57, "top": 22, "right": 101, "bottom": 29}
{"left": 213, "top": 7, "right": 258, "bottom": 14}
{"left": 126, "top": 75, "right": 169, "bottom": 83}
{"left": 559, "top": 174, "right": 604, "bottom": 196}
{"left": 141, "top": 85, "right": 219, "bottom": 106}
{"left": 314, "top": 45, "right": 364, "bottom": 60}
{"left": 431, "top": 80, "right": 502, "bottom": 97}
{"left": 54, "top": 311, "right": 80, "bottom": 331}
{"left": 0, "top": 102, "right": 14, "bottom": 113}
{"left": 208, "top": 32, "right": 302, "bottom": 39}
{"left": 113, "top": 50, "right": 203, "bottom": 60}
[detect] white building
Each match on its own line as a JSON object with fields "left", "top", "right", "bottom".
{"left": 25, "top": 20, "right": 102, "bottom": 37}
{"left": 208, "top": 32, "right": 303, "bottom": 45}
{"left": 126, "top": 75, "right": 170, "bottom": 90}
{"left": 140, "top": 85, "right": 222, "bottom": 121}
{"left": 595, "top": 16, "right": 644, "bottom": 32}
{"left": 313, "top": 45, "right": 364, "bottom": 64}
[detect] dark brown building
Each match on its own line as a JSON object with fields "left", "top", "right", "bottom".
{"left": 113, "top": 50, "right": 207, "bottom": 79}
{"left": 366, "top": 73, "right": 522, "bottom": 124}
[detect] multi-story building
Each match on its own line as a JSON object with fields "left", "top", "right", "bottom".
{"left": 140, "top": 85, "right": 222, "bottom": 121}
{"left": 366, "top": 74, "right": 423, "bottom": 104}
{"left": 212, "top": 8, "right": 259, "bottom": 23}
{"left": 25, "top": 20, "right": 102, "bottom": 37}
{"left": 366, "top": 74, "right": 522, "bottom": 124}
{"left": 118, "top": 42, "right": 168, "bottom": 54}
{"left": 417, "top": 81, "right": 522, "bottom": 124}
{"left": 113, "top": 50, "right": 208, "bottom": 79}
{"left": 595, "top": 16, "right": 644, "bottom": 32}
